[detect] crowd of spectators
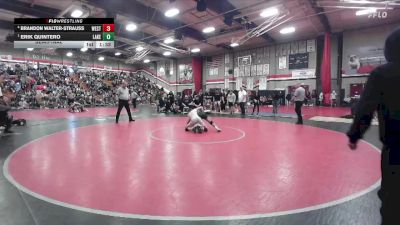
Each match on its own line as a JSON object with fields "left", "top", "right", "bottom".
{"left": 155, "top": 88, "right": 286, "bottom": 115}
{"left": 1, "top": 63, "right": 294, "bottom": 116}
{"left": 0, "top": 63, "right": 162, "bottom": 110}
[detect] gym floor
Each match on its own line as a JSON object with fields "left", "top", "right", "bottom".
{"left": 0, "top": 105, "right": 382, "bottom": 225}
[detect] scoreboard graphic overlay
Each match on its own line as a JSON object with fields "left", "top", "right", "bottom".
{"left": 14, "top": 18, "right": 114, "bottom": 49}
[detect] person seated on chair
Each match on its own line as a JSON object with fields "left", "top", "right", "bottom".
{"left": 180, "top": 95, "right": 191, "bottom": 113}
{"left": 189, "top": 95, "right": 201, "bottom": 109}
{"left": 169, "top": 100, "right": 181, "bottom": 114}
{"left": 185, "top": 106, "right": 221, "bottom": 133}
{"left": 158, "top": 97, "right": 167, "bottom": 113}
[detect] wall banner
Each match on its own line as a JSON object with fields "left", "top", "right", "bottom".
{"left": 292, "top": 69, "right": 316, "bottom": 79}
{"left": 259, "top": 77, "right": 267, "bottom": 90}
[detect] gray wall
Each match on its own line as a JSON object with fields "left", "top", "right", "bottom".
{"left": 341, "top": 76, "right": 369, "bottom": 97}
{"left": 0, "top": 42, "right": 136, "bottom": 71}
{"left": 342, "top": 23, "right": 398, "bottom": 75}
{"left": 268, "top": 79, "right": 316, "bottom": 91}
{"left": 340, "top": 23, "right": 399, "bottom": 96}
{"left": 203, "top": 39, "right": 317, "bottom": 91}
{"left": 330, "top": 34, "right": 339, "bottom": 93}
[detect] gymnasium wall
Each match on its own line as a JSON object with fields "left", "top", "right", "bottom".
{"left": 341, "top": 23, "right": 399, "bottom": 96}
{"left": 145, "top": 58, "right": 193, "bottom": 93}
{"left": 0, "top": 42, "right": 136, "bottom": 71}
{"left": 203, "top": 38, "right": 318, "bottom": 92}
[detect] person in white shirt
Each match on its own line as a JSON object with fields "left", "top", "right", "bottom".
{"left": 185, "top": 106, "right": 221, "bottom": 133}
{"left": 319, "top": 92, "right": 324, "bottom": 106}
{"left": 331, "top": 90, "right": 337, "bottom": 107}
{"left": 238, "top": 87, "right": 247, "bottom": 116}
{"left": 115, "top": 81, "right": 134, "bottom": 123}
{"left": 227, "top": 90, "right": 237, "bottom": 115}
{"left": 292, "top": 84, "right": 306, "bottom": 124}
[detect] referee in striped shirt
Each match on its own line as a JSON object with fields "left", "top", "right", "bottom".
{"left": 115, "top": 81, "right": 135, "bottom": 123}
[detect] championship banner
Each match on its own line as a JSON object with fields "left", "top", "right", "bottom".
{"left": 247, "top": 77, "right": 254, "bottom": 90}
{"left": 0, "top": 55, "right": 12, "bottom": 60}
{"left": 178, "top": 64, "right": 193, "bottom": 83}
{"left": 224, "top": 78, "right": 229, "bottom": 89}
{"left": 236, "top": 77, "right": 242, "bottom": 90}
{"left": 292, "top": 69, "right": 315, "bottom": 79}
{"left": 278, "top": 56, "right": 287, "bottom": 69}
{"left": 259, "top": 77, "right": 267, "bottom": 90}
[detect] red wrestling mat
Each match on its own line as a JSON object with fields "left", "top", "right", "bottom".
{"left": 10, "top": 107, "right": 139, "bottom": 120}
{"left": 5, "top": 117, "right": 380, "bottom": 219}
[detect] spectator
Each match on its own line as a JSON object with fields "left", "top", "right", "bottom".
{"left": 221, "top": 89, "right": 227, "bottom": 112}
{"left": 251, "top": 89, "right": 261, "bottom": 115}
{"left": 190, "top": 95, "right": 202, "bottom": 109}
{"left": 213, "top": 91, "right": 222, "bottom": 113}
{"left": 181, "top": 95, "right": 191, "bottom": 113}
{"left": 238, "top": 87, "right": 247, "bottom": 116}
{"left": 198, "top": 89, "right": 204, "bottom": 106}
{"left": 272, "top": 92, "right": 280, "bottom": 116}
{"left": 331, "top": 90, "right": 337, "bottom": 107}
{"left": 292, "top": 84, "right": 305, "bottom": 125}
{"left": 285, "top": 92, "right": 291, "bottom": 106}
{"left": 227, "top": 90, "right": 236, "bottom": 115}
{"left": 319, "top": 91, "right": 324, "bottom": 106}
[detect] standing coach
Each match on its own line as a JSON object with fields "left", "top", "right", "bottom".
{"left": 115, "top": 81, "right": 135, "bottom": 123}
{"left": 292, "top": 84, "right": 305, "bottom": 124}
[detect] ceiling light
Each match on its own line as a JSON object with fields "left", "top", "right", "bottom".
{"left": 98, "top": 56, "right": 105, "bottom": 61}
{"left": 80, "top": 48, "right": 88, "bottom": 52}
{"left": 260, "top": 7, "right": 279, "bottom": 18}
{"left": 144, "top": 59, "right": 150, "bottom": 63}
{"left": 191, "top": 48, "right": 200, "bottom": 53}
{"left": 165, "top": 8, "right": 180, "bottom": 17}
{"left": 71, "top": 9, "right": 83, "bottom": 18}
{"left": 280, "top": 26, "right": 296, "bottom": 34}
{"left": 164, "top": 37, "right": 175, "bottom": 44}
{"left": 135, "top": 46, "right": 144, "bottom": 52}
{"left": 202, "top": 26, "right": 215, "bottom": 33}
{"left": 66, "top": 52, "right": 73, "bottom": 57}
{"left": 115, "top": 52, "right": 121, "bottom": 56}
{"left": 163, "top": 51, "right": 172, "bottom": 56}
{"left": 27, "top": 48, "right": 34, "bottom": 51}
{"left": 126, "top": 23, "right": 137, "bottom": 32}
{"left": 355, "top": 8, "right": 377, "bottom": 16}
{"left": 230, "top": 42, "right": 239, "bottom": 47}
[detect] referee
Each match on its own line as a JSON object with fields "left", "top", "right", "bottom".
{"left": 115, "top": 81, "right": 134, "bottom": 123}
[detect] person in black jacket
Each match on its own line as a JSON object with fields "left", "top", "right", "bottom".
{"left": 272, "top": 92, "right": 280, "bottom": 116}
{"left": 0, "top": 100, "right": 13, "bottom": 133}
{"left": 347, "top": 27, "right": 400, "bottom": 225}
{"left": 251, "top": 90, "right": 261, "bottom": 115}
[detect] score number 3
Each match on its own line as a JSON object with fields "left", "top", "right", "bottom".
{"left": 102, "top": 24, "right": 114, "bottom": 32}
